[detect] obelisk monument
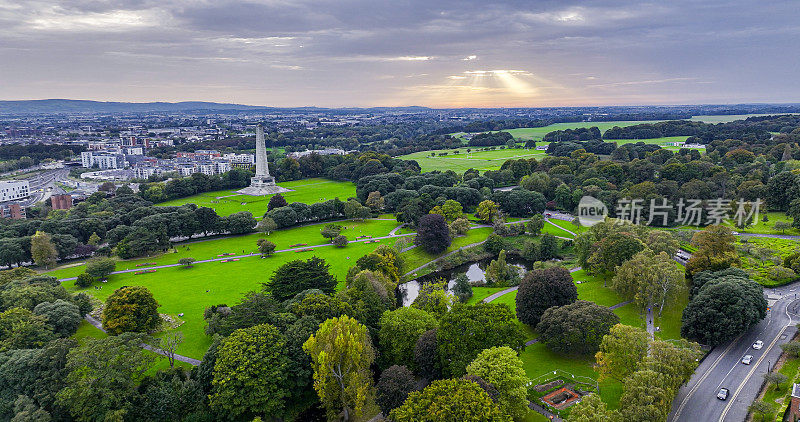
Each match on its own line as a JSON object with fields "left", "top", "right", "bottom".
{"left": 237, "top": 125, "right": 291, "bottom": 195}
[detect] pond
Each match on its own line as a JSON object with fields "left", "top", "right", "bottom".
{"left": 398, "top": 255, "right": 532, "bottom": 306}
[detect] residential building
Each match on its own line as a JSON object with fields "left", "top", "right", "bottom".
{"left": 81, "top": 151, "right": 125, "bottom": 169}
{"left": 50, "top": 194, "right": 73, "bottom": 210}
{"left": 791, "top": 384, "right": 800, "bottom": 421}
{"left": 0, "top": 203, "right": 25, "bottom": 219}
{"left": 0, "top": 180, "right": 30, "bottom": 202}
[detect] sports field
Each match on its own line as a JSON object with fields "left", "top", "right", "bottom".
{"left": 451, "top": 120, "right": 663, "bottom": 142}
{"left": 157, "top": 178, "right": 356, "bottom": 217}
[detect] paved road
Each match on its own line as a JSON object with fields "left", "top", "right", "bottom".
{"left": 669, "top": 282, "right": 800, "bottom": 422}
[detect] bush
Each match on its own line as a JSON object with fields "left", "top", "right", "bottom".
{"left": 484, "top": 233, "right": 504, "bottom": 255}
{"left": 102, "top": 286, "right": 161, "bottom": 335}
{"left": 415, "top": 214, "right": 451, "bottom": 254}
{"left": 376, "top": 365, "right": 416, "bottom": 415}
{"left": 332, "top": 235, "right": 348, "bottom": 248}
{"left": 75, "top": 272, "right": 94, "bottom": 288}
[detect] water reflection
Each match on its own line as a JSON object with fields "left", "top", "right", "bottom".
{"left": 398, "top": 257, "right": 530, "bottom": 307}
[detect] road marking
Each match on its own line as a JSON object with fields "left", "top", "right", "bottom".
{"left": 715, "top": 310, "right": 773, "bottom": 391}
{"left": 673, "top": 334, "right": 744, "bottom": 420}
{"left": 718, "top": 301, "right": 794, "bottom": 422}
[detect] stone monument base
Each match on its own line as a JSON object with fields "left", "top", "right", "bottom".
{"left": 236, "top": 175, "right": 292, "bottom": 196}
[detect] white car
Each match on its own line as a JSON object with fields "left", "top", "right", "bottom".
{"left": 742, "top": 355, "right": 753, "bottom": 365}
{"left": 717, "top": 388, "right": 729, "bottom": 400}
{"left": 753, "top": 340, "right": 764, "bottom": 350}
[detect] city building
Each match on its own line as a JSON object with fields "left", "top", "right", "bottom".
{"left": 81, "top": 151, "right": 125, "bottom": 169}
{"left": 50, "top": 194, "right": 73, "bottom": 210}
{"left": 791, "top": 384, "right": 800, "bottom": 421}
{"left": 0, "top": 180, "right": 30, "bottom": 202}
{"left": 0, "top": 203, "right": 25, "bottom": 219}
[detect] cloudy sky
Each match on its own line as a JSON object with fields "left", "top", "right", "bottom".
{"left": 1, "top": 0, "right": 798, "bottom": 107}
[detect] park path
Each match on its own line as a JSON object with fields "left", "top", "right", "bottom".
{"left": 479, "top": 266, "right": 633, "bottom": 347}
{"left": 545, "top": 217, "right": 577, "bottom": 238}
{"left": 57, "top": 230, "right": 417, "bottom": 282}
{"left": 83, "top": 315, "right": 203, "bottom": 366}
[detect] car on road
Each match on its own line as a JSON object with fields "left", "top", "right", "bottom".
{"left": 753, "top": 340, "right": 764, "bottom": 350}
{"left": 742, "top": 355, "right": 753, "bottom": 365}
{"left": 717, "top": 388, "right": 729, "bottom": 400}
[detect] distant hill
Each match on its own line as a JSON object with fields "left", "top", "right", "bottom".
{"left": 0, "top": 99, "right": 434, "bottom": 115}
{"left": 0, "top": 99, "right": 275, "bottom": 114}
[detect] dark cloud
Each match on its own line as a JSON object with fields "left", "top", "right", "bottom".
{"left": 0, "top": 0, "right": 797, "bottom": 106}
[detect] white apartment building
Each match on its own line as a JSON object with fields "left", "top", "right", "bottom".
{"left": 81, "top": 151, "right": 125, "bottom": 169}
{"left": 222, "top": 153, "right": 255, "bottom": 164}
{"left": 0, "top": 180, "right": 30, "bottom": 202}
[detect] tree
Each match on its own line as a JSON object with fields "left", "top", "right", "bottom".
{"left": 526, "top": 214, "right": 545, "bottom": 235}
{"left": 267, "top": 193, "right": 288, "bottom": 211}
{"left": 681, "top": 275, "right": 766, "bottom": 346}
{"left": 223, "top": 211, "right": 257, "bottom": 234}
{"left": 569, "top": 394, "right": 616, "bottom": 422}
{"left": 379, "top": 307, "right": 438, "bottom": 370}
{"left": 178, "top": 257, "right": 195, "bottom": 267}
{"left": 483, "top": 233, "right": 505, "bottom": 254}
{"left": 515, "top": 266, "right": 577, "bottom": 327}
{"left": 85, "top": 257, "right": 116, "bottom": 280}
{"left": 452, "top": 273, "right": 473, "bottom": 303}
{"left": 749, "top": 400, "right": 772, "bottom": 422}
{"left": 466, "top": 346, "right": 528, "bottom": 420}
{"left": 321, "top": 223, "right": 342, "bottom": 241}
{"left": 333, "top": 235, "right": 348, "bottom": 247}
{"left": 538, "top": 233, "right": 559, "bottom": 260}
{"left": 781, "top": 341, "right": 800, "bottom": 357}
{"left": 102, "top": 286, "right": 161, "bottom": 335}
{"left": 365, "top": 191, "right": 385, "bottom": 211}
{"left": 685, "top": 225, "right": 738, "bottom": 277}
{"left": 257, "top": 239, "right": 276, "bottom": 256}
{"left": 440, "top": 199, "right": 464, "bottom": 222}
{"left": 0, "top": 307, "right": 53, "bottom": 351}
{"left": 414, "top": 329, "right": 440, "bottom": 380}
{"left": 438, "top": 303, "right": 526, "bottom": 377}
{"left": 642, "top": 339, "right": 702, "bottom": 392}
{"left": 31, "top": 232, "right": 58, "bottom": 269}
{"left": 87, "top": 232, "right": 101, "bottom": 246}
{"left": 645, "top": 230, "right": 679, "bottom": 256}
{"left": 537, "top": 300, "right": 620, "bottom": 355}
{"left": 160, "top": 331, "right": 183, "bottom": 369}
{"left": 265, "top": 257, "right": 337, "bottom": 301}
{"left": 411, "top": 281, "right": 452, "bottom": 318}
{"left": 450, "top": 217, "right": 470, "bottom": 236}
{"left": 376, "top": 365, "right": 416, "bottom": 415}
{"left": 616, "top": 369, "right": 672, "bottom": 422}
{"left": 613, "top": 250, "right": 685, "bottom": 316}
{"left": 195, "top": 207, "right": 220, "bottom": 235}
{"left": 587, "top": 231, "right": 646, "bottom": 274}
{"left": 210, "top": 324, "right": 290, "bottom": 419}
{"left": 476, "top": 200, "right": 500, "bottom": 224}
{"left": 303, "top": 315, "right": 376, "bottom": 422}
{"left": 57, "top": 333, "right": 155, "bottom": 421}
{"left": 774, "top": 221, "right": 792, "bottom": 234}
{"left": 595, "top": 324, "right": 649, "bottom": 381}
{"left": 414, "top": 214, "right": 451, "bottom": 254}
{"left": 389, "top": 379, "right": 511, "bottom": 422}
{"left": 256, "top": 217, "right": 278, "bottom": 235}
{"left": 344, "top": 199, "right": 371, "bottom": 220}
{"left": 33, "top": 300, "right": 81, "bottom": 337}
{"left": 484, "top": 250, "right": 520, "bottom": 287}
{"left": 74, "top": 272, "right": 93, "bottom": 288}
{"left": 764, "top": 372, "right": 788, "bottom": 391}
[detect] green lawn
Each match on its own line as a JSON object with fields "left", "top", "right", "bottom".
{"left": 62, "top": 240, "right": 388, "bottom": 359}
{"left": 400, "top": 147, "right": 546, "bottom": 172}
{"left": 156, "top": 178, "right": 357, "bottom": 217}
{"left": 45, "top": 219, "right": 401, "bottom": 280}
{"left": 543, "top": 220, "right": 582, "bottom": 238}
{"left": 496, "top": 121, "right": 663, "bottom": 142}
{"left": 466, "top": 286, "right": 508, "bottom": 305}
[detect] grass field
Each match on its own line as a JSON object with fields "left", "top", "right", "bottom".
{"left": 157, "top": 178, "right": 356, "bottom": 217}
{"left": 400, "top": 147, "right": 546, "bottom": 172}
{"left": 62, "top": 239, "right": 390, "bottom": 359}
{"left": 47, "top": 218, "right": 406, "bottom": 359}
{"left": 46, "top": 218, "right": 400, "bottom": 280}
{"left": 451, "top": 121, "right": 664, "bottom": 142}
{"left": 689, "top": 114, "right": 800, "bottom": 124}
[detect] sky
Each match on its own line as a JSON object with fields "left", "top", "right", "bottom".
{"left": 0, "top": 0, "right": 798, "bottom": 108}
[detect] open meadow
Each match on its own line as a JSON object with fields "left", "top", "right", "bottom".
{"left": 156, "top": 178, "right": 356, "bottom": 217}
{"left": 400, "top": 147, "right": 546, "bottom": 172}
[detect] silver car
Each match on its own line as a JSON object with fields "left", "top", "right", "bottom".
{"left": 742, "top": 355, "right": 753, "bottom": 365}
{"left": 717, "top": 388, "right": 729, "bottom": 400}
